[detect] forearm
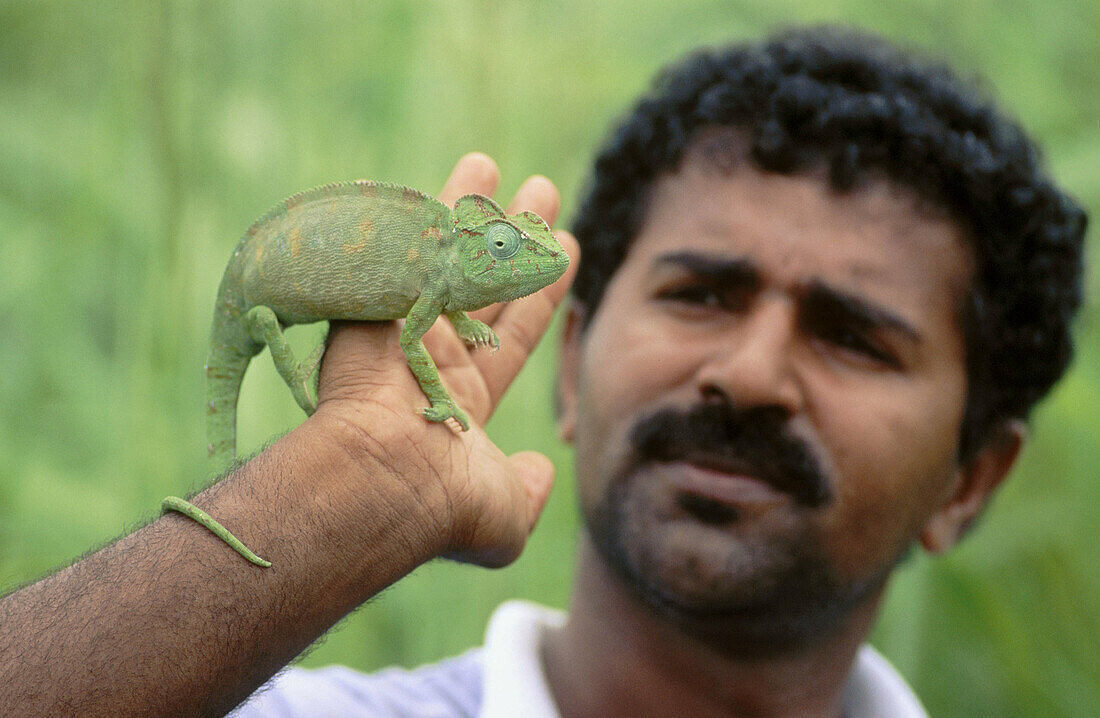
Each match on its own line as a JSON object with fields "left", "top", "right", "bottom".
{"left": 0, "top": 412, "right": 448, "bottom": 718}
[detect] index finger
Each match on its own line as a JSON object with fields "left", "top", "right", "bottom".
{"left": 438, "top": 152, "right": 500, "bottom": 206}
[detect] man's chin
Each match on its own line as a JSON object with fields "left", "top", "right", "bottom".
{"left": 621, "top": 523, "right": 813, "bottom": 615}
{"left": 583, "top": 482, "right": 877, "bottom": 650}
{"left": 617, "top": 543, "right": 879, "bottom": 654}
{"left": 587, "top": 464, "right": 813, "bottom": 606}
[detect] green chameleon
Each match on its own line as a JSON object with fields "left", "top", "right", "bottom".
{"left": 162, "top": 180, "right": 569, "bottom": 567}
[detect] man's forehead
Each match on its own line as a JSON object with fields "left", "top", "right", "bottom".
{"left": 636, "top": 156, "right": 971, "bottom": 281}
{"left": 680, "top": 127, "right": 959, "bottom": 227}
{"left": 617, "top": 155, "right": 976, "bottom": 339}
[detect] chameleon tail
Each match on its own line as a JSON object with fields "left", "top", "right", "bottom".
{"left": 161, "top": 496, "right": 272, "bottom": 567}
{"left": 205, "top": 339, "right": 254, "bottom": 477}
{"left": 167, "top": 303, "right": 269, "bottom": 567}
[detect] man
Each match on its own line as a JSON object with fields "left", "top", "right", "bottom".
{"left": 1, "top": 26, "right": 1086, "bottom": 717}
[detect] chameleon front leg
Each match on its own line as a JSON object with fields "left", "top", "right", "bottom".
{"left": 445, "top": 310, "right": 499, "bottom": 350}
{"left": 400, "top": 295, "right": 470, "bottom": 431}
{"left": 246, "top": 305, "right": 321, "bottom": 415}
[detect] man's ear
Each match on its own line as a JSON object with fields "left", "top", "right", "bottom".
{"left": 920, "top": 420, "right": 1027, "bottom": 553}
{"left": 556, "top": 302, "right": 587, "bottom": 442}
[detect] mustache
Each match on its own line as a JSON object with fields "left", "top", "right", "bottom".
{"left": 628, "top": 403, "right": 831, "bottom": 507}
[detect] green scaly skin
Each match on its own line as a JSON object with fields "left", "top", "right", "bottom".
{"left": 161, "top": 496, "right": 271, "bottom": 567}
{"left": 164, "top": 180, "right": 569, "bottom": 567}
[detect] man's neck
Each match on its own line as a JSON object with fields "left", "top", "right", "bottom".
{"left": 541, "top": 539, "right": 883, "bottom": 718}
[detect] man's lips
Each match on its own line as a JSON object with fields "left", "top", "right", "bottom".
{"left": 663, "top": 460, "right": 789, "bottom": 508}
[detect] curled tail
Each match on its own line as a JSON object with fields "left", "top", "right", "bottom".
{"left": 161, "top": 496, "right": 272, "bottom": 567}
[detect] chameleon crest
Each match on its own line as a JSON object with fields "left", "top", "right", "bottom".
{"left": 162, "top": 180, "right": 569, "bottom": 567}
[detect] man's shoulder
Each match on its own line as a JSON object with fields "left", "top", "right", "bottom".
{"left": 846, "top": 644, "right": 928, "bottom": 718}
{"left": 233, "top": 648, "right": 485, "bottom": 718}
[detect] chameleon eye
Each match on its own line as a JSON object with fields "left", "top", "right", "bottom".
{"left": 485, "top": 223, "right": 521, "bottom": 260}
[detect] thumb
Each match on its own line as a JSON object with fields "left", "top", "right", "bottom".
{"left": 507, "top": 450, "right": 556, "bottom": 535}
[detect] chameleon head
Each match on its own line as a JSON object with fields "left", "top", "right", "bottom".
{"left": 448, "top": 194, "right": 569, "bottom": 309}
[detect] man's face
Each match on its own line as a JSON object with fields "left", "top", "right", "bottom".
{"left": 561, "top": 154, "right": 976, "bottom": 638}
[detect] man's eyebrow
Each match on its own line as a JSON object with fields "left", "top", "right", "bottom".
{"left": 805, "top": 281, "right": 923, "bottom": 343}
{"left": 653, "top": 252, "right": 760, "bottom": 286}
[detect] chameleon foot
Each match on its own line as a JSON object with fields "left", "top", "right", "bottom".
{"left": 298, "top": 342, "right": 325, "bottom": 414}
{"left": 421, "top": 401, "right": 470, "bottom": 431}
{"left": 445, "top": 311, "right": 500, "bottom": 350}
{"left": 161, "top": 496, "right": 272, "bottom": 568}
{"left": 461, "top": 325, "right": 499, "bottom": 350}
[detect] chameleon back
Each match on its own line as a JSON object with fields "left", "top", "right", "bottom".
{"left": 228, "top": 181, "right": 453, "bottom": 325}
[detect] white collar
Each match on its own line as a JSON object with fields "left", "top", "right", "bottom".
{"left": 478, "top": 600, "right": 564, "bottom": 718}
{"left": 477, "top": 600, "right": 927, "bottom": 718}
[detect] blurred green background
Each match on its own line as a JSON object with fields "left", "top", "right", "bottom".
{"left": 1, "top": 1, "right": 1096, "bottom": 715}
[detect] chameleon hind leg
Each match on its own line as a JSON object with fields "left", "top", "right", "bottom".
{"left": 246, "top": 305, "right": 322, "bottom": 415}
{"left": 161, "top": 496, "right": 272, "bottom": 567}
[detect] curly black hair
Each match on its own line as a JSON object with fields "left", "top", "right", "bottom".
{"left": 571, "top": 26, "right": 1087, "bottom": 460}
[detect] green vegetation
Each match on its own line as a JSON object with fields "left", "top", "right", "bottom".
{"left": 1, "top": 2, "right": 1096, "bottom": 715}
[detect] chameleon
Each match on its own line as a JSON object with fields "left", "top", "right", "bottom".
{"left": 162, "top": 180, "right": 569, "bottom": 567}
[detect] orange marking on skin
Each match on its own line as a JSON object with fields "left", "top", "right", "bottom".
{"left": 289, "top": 227, "right": 301, "bottom": 257}
{"left": 255, "top": 243, "right": 263, "bottom": 263}
{"left": 360, "top": 184, "right": 378, "bottom": 199}
{"left": 407, "top": 246, "right": 419, "bottom": 261}
{"left": 344, "top": 219, "right": 372, "bottom": 254}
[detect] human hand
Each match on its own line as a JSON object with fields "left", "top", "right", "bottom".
{"left": 310, "top": 153, "right": 579, "bottom": 568}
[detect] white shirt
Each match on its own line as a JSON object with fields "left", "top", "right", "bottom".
{"left": 237, "top": 600, "right": 928, "bottom": 717}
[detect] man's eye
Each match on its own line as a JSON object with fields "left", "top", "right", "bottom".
{"left": 658, "top": 283, "right": 756, "bottom": 312}
{"left": 659, "top": 286, "right": 722, "bottom": 307}
{"left": 818, "top": 324, "right": 897, "bottom": 366}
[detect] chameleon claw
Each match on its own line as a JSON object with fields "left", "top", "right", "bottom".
{"left": 452, "top": 318, "right": 499, "bottom": 351}
{"left": 421, "top": 402, "right": 470, "bottom": 431}
{"left": 297, "top": 379, "right": 318, "bottom": 415}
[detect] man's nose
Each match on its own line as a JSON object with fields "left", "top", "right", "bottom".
{"left": 693, "top": 299, "right": 803, "bottom": 414}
